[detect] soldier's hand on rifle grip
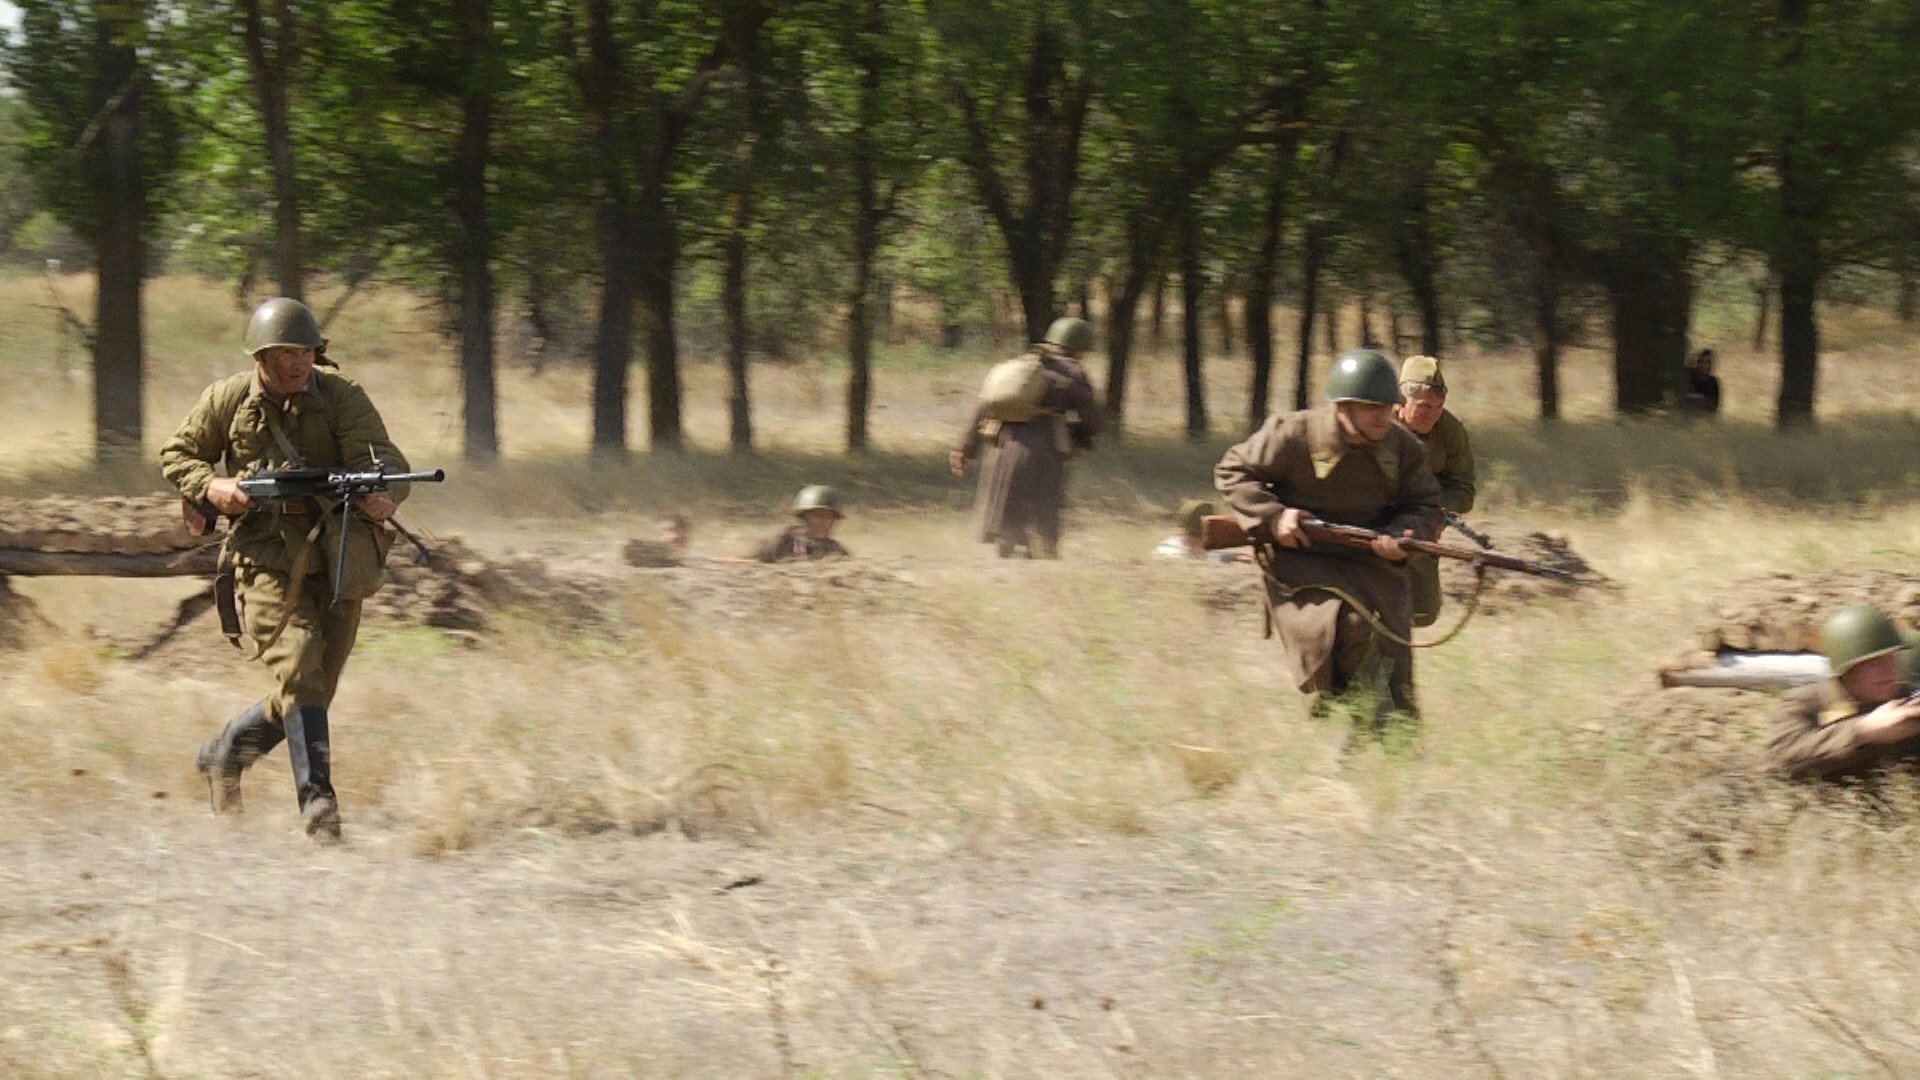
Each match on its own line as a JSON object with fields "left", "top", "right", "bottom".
{"left": 1370, "top": 529, "right": 1414, "bottom": 562}
{"left": 205, "top": 477, "right": 254, "bottom": 516}
{"left": 1271, "top": 507, "right": 1309, "bottom": 548}
{"left": 359, "top": 491, "right": 397, "bottom": 521}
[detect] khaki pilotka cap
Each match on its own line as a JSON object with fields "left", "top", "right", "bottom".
{"left": 1400, "top": 355, "right": 1446, "bottom": 391}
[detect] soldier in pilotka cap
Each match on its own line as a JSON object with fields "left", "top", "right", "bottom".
{"left": 1215, "top": 349, "right": 1444, "bottom": 723}
{"left": 1392, "top": 355, "right": 1476, "bottom": 628}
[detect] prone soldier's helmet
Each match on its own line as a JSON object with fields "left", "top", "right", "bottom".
{"left": 793, "top": 484, "right": 842, "bottom": 517}
{"left": 1399, "top": 355, "right": 1447, "bottom": 393}
{"left": 1902, "top": 629, "right": 1920, "bottom": 689}
{"left": 244, "top": 297, "right": 327, "bottom": 357}
{"left": 1042, "top": 316, "right": 1095, "bottom": 354}
{"left": 1821, "top": 605, "right": 1905, "bottom": 676}
{"left": 1324, "top": 349, "right": 1402, "bottom": 406}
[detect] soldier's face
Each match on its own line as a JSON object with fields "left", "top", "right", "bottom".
{"left": 255, "top": 346, "right": 317, "bottom": 398}
{"left": 800, "top": 509, "right": 839, "bottom": 539}
{"left": 659, "top": 519, "right": 690, "bottom": 548}
{"left": 1396, "top": 386, "right": 1445, "bottom": 434}
{"left": 1336, "top": 402, "right": 1396, "bottom": 445}
{"left": 1842, "top": 652, "right": 1903, "bottom": 707}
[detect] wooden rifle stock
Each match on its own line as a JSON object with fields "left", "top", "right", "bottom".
{"left": 1199, "top": 515, "right": 1584, "bottom": 584}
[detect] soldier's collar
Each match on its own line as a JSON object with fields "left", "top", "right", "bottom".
{"left": 1307, "top": 403, "right": 1399, "bottom": 479}
{"left": 1820, "top": 680, "right": 1867, "bottom": 726}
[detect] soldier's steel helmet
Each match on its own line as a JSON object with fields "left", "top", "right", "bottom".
{"left": 793, "top": 484, "right": 842, "bottom": 517}
{"left": 1400, "top": 355, "right": 1447, "bottom": 392}
{"left": 1042, "top": 316, "right": 1095, "bottom": 353}
{"left": 1821, "top": 605, "right": 1905, "bottom": 676}
{"left": 1175, "top": 498, "right": 1216, "bottom": 535}
{"left": 1902, "top": 629, "right": 1920, "bottom": 688}
{"left": 244, "top": 297, "right": 327, "bottom": 356}
{"left": 1325, "top": 349, "right": 1403, "bottom": 406}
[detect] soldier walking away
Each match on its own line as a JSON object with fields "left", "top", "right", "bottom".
{"left": 951, "top": 316, "right": 1104, "bottom": 559}
{"left": 160, "top": 298, "right": 415, "bottom": 842}
{"left": 1215, "top": 349, "right": 1444, "bottom": 726}
{"left": 1769, "top": 606, "right": 1920, "bottom": 780}
{"left": 752, "top": 485, "right": 852, "bottom": 563}
{"left": 1392, "top": 356, "right": 1476, "bottom": 628}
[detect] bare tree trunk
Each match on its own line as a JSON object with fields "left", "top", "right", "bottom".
{"left": 1105, "top": 210, "right": 1158, "bottom": 432}
{"left": 1900, "top": 277, "right": 1918, "bottom": 324}
{"left": 585, "top": 0, "right": 632, "bottom": 457}
{"left": 1216, "top": 272, "right": 1235, "bottom": 355}
{"left": 1179, "top": 204, "right": 1207, "bottom": 438}
{"left": 1321, "top": 294, "right": 1339, "bottom": 357}
{"left": 454, "top": 0, "right": 497, "bottom": 461}
{"left": 1394, "top": 185, "right": 1444, "bottom": 356}
{"left": 239, "top": 0, "right": 302, "bottom": 299}
{"left": 1752, "top": 272, "right": 1773, "bottom": 349}
{"left": 1245, "top": 147, "right": 1289, "bottom": 427}
{"left": 1357, "top": 291, "right": 1376, "bottom": 349}
{"left": 844, "top": 0, "right": 885, "bottom": 453}
{"left": 1295, "top": 226, "right": 1326, "bottom": 410}
{"left": 635, "top": 204, "right": 683, "bottom": 451}
{"left": 723, "top": 8, "right": 765, "bottom": 453}
{"left": 1774, "top": 0, "right": 1820, "bottom": 428}
{"left": 1607, "top": 234, "right": 1692, "bottom": 413}
{"left": 93, "top": 14, "right": 145, "bottom": 461}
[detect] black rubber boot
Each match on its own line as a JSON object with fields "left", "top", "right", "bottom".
{"left": 193, "top": 701, "right": 281, "bottom": 813}
{"left": 285, "top": 705, "right": 341, "bottom": 843}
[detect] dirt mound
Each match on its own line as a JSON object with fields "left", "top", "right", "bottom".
{"left": 1615, "top": 571, "right": 1920, "bottom": 873}
{"left": 0, "top": 577, "right": 52, "bottom": 649}
{"left": 0, "top": 495, "right": 200, "bottom": 555}
{"left": 637, "top": 558, "right": 925, "bottom": 623}
{"left": 1659, "top": 569, "right": 1920, "bottom": 674}
{"left": 364, "top": 536, "right": 618, "bottom": 638}
{"left": 1439, "top": 526, "right": 1612, "bottom": 613}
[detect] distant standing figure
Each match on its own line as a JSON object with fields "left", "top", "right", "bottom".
{"left": 1769, "top": 606, "right": 1920, "bottom": 779}
{"left": 950, "top": 316, "right": 1104, "bottom": 559}
{"left": 1683, "top": 349, "right": 1721, "bottom": 414}
{"left": 752, "top": 485, "right": 851, "bottom": 563}
{"left": 1392, "top": 356, "right": 1476, "bottom": 628}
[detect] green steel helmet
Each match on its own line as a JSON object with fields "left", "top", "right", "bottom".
{"left": 1042, "top": 316, "right": 1095, "bottom": 353}
{"left": 1901, "top": 629, "right": 1920, "bottom": 689}
{"left": 243, "top": 297, "right": 327, "bottom": 356}
{"left": 1175, "top": 498, "right": 1215, "bottom": 536}
{"left": 1821, "top": 605, "right": 1905, "bottom": 676}
{"left": 793, "top": 484, "right": 842, "bottom": 517}
{"left": 1325, "top": 349, "right": 1403, "bottom": 406}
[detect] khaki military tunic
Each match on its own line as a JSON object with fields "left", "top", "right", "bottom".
{"left": 1215, "top": 404, "right": 1444, "bottom": 708}
{"left": 159, "top": 368, "right": 410, "bottom": 722}
{"left": 956, "top": 351, "right": 1102, "bottom": 553}
{"left": 1409, "top": 408, "right": 1475, "bottom": 627}
{"left": 1768, "top": 682, "right": 1920, "bottom": 780}
{"left": 752, "top": 526, "right": 851, "bottom": 563}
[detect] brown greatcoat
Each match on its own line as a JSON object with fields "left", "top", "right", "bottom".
{"left": 1215, "top": 403, "right": 1444, "bottom": 705}
{"left": 955, "top": 350, "right": 1102, "bottom": 552}
{"left": 1768, "top": 682, "right": 1920, "bottom": 780}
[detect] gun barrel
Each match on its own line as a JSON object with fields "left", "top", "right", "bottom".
{"left": 386, "top": 469, "right": 447, "bottom": 483}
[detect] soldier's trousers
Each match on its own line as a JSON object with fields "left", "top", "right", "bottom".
{"left": 242, "top": 566, "right": 362, "bottom": 721}
{"left": 1408, "top": 553, "right": 1443, "bottom": 629}
{"left": 199, "top": 568, "right": 358, "bottom": 814}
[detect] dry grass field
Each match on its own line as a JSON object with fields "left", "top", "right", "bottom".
{"left": 3, "top": 274, "right": 1920, "bottom": 1076}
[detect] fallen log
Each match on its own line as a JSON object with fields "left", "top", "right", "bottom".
{"left": 0, "top": 547, "right": 218, "bottom": 578}
{"left": 1658, "top": 650, "right": 1831, "bottom": 690}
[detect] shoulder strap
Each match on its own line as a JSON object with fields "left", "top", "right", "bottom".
{"left": 260, "top": 401, "right": 307, "bottom": 467}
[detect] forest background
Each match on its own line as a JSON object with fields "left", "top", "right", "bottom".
{"left": 2, "top": 0, "right": 1918, "bottom": 465}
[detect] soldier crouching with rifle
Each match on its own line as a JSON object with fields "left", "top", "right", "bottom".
{"left": 1214, "top": 349, "right": 1444, "bottom": 726}
{"left": 160, "top": 298, "right": 426, "bottom": 842}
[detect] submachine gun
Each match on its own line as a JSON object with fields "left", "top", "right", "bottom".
{"left": 237, "top": 464, "right": 447, "bottom": 607}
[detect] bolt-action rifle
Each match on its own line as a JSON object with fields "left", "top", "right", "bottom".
{"left": 1199, "top": 514, "right": 1587, "bottom": 585}
{"left": 237, "top": 465, "right": 447, "bottom": 606}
